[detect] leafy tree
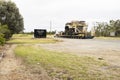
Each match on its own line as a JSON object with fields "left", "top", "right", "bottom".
{"left": 93, "top": 19, "right": 120, "bottom": 37}
{"left": 109, "top": 20, "right": 120, "bottom": 36}
{"left": 0, "top": 0, "right": 24, "bottom": 35}
{"left": 94, "top": 22, "right": 109, "bottom": 37}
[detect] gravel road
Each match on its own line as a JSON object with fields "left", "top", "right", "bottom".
{"left": 39, "top": 38, "right": 120, "bottom": 66}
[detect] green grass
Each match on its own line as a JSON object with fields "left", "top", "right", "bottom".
{"left": 14, "top": 45, "right": 109, "bottom": 80}
{"left": 7, "top": 34, "right": 61, "bottom": 44}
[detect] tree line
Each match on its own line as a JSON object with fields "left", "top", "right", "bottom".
{"left": 0, "top": 0, "right": 24, "bottom": 45}
{"left": 93, "top": 19, "right": 120, "bottom": 37}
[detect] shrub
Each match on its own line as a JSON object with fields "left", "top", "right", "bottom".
{"left": 0, "top": 24, "right": 11, "bottom": 40}
{"left": 0, "top": 34, "right": 5, "bottom": 45}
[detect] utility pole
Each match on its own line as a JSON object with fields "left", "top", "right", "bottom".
{"left": 50, "top": 20, "right": 52, "bottom": 37}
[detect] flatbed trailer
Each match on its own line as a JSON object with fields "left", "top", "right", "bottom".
{"left": 58, "top": 35, "right": 94, "bottom": 39}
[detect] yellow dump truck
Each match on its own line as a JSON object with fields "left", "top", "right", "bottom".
{"left": 58, "top": 21, "right": 94, "bottom": 39}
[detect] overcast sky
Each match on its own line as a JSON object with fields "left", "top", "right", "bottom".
{"left": 12, "top": 0, "right": 120, "bottom": 32}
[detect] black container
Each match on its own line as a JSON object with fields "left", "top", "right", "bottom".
{"left": 34, "top": 29, "right": 47, "bottom": 38}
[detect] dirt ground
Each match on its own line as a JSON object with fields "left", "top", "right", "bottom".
{"left": 0, "top": 38, "right": 120, "bottom": 80}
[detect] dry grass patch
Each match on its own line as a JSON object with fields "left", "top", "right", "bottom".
{"left": 95, "top": 37, "right": 120, "bottom": 40}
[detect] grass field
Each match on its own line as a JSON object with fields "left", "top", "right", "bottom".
{"left": 7, "top": 34, "right": 119, "bottom": 80}
{"left": 14, "top": 45, "right": 109, "bottom": 80}
{"left": 7, "top": 34, "right": 61, "bottom": 44}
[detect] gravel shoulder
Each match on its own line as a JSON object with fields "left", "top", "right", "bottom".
{"left": 39, "top": 38, "right": 120, "bottom": 66}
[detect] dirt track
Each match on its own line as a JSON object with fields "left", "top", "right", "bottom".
{"left": 0, "top": 45, "right": 51, "bottom": 80}
{"left": 39, "top": 38, "right": 120, "bottom": 66}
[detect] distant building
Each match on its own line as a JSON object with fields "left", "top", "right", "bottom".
{"left": 110, "top": 32, "right": 115, "bottom": 36}
{"left": 34, "top": 29, "right": 47, "bottom": 38}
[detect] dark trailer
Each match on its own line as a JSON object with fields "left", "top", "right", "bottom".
{"left": 34, "top": 29, "right": 47, "bottom": 38}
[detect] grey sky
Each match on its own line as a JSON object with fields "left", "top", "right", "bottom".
{"left": 12, "top": 0, "right": 120, "bottom": 32}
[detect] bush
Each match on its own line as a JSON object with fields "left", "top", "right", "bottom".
{"left": 0, "top": 24, "right": 11, "bottom": 45}
{"left": 0, "top": 24, "right": 11, "bottom": 40}
{"left": 0, "top": 34, "right": 5, "bottom": 46}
